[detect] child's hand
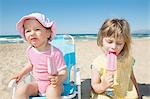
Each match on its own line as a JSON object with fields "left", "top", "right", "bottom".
{"left": 101, "top": 74, "right": 114, "bottom": 90}
{"left": 10, "top": 73, "right": 23, "bottom": 83}
{"left": 48, "top": 75, "right": 61, "bottom": 87}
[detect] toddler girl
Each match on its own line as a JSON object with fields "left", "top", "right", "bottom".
{"left": 11, "top": 13, "right": 67, "bottom": 99}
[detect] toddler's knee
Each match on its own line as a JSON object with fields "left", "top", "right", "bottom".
{"left": 46, "top": 85, "right": 62, "bottom": 99}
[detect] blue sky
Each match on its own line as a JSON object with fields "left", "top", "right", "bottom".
{"left": 0, "top": 0, "right": 149, "bottom": 35}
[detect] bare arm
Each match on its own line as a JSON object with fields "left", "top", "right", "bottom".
{"left": 11, "top": 63, "right": 33, "bottom": 82}
{"left": 19, "top": 63, "right": 33, "bottom": 76}
{"left": 57, "top": 68, "right": 68, "bottom": 83}
{"left": 91, "top": 69, "right": 105, "bottom": 93}
{"left": 130, "top": 70, "right": 141, "bottom": 98}
{"left": 91, "top": 68, "right": 113, "bottom": 94}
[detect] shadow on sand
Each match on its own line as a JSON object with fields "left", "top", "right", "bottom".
{"left": 138, "top": 83, "right": 150, "bottom": 97}
{"left": 81, "top": 79, "right": 91, "bottom": 99}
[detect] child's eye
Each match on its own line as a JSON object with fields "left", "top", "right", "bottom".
{"left": 35, "top": 29, "right": 40, "bottom": 31}
{"left": 107, "top": 40, "right": 113, "bottom": 43}
{"left": 25, "top": 30, "right": 30, "bottom": 33}
{"left": 116, "top": 42, "right": 123, "bottom": 45}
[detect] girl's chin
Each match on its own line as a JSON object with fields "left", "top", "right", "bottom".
{"left": 31, "top": 42, "right": 39, "bottom": 47}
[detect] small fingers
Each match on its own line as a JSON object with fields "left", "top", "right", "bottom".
{"left": 49, "top": 77, "right": 58, "bottom": 85}
{"left": 48, "top": 75, "right": 55, "bottom": 79}
{"left": 105, "top": 75, "right": 114, "bottom": 85}
{"left": 105, "top": 75, "right": 113, "bottom": 80}
{"left": 108, "top": 77, "right": 114, "bottom": 82}
{"left": 16, "top": 77, "right": 21, "bottom": 82}
{"left": 49, "top": 80, "right": 57, "bottom": 88}
{"left": 50, "top": 78, "right": 56, "bottom": 83}
{"left": 10, "top": 76, "right": 20, "bottom": 83}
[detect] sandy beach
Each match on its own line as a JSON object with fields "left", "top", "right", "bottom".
{"left": 0, "top": 38, "right": 150, "bottom": 99}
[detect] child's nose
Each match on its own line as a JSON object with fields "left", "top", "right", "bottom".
{"left": 30, "top": 31, "right": 35, "bottom": 36}
{"left": 111, "top": 43, "right": 116, "bottom": 49}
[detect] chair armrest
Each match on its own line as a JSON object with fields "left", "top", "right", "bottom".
{"left": 76, "top": 68, "right": 81, "bottom": 99}
{"left": 8, "top": 79, "right": 17, "bottom": 88}
{"left": 8, "top": 72, "right": 33, "bottom": 88}
{"left": 8, "top": 79, "right": 17, "bottom": 99}
{"left": 76, "top": 68, "right": 81, "bottom": 85}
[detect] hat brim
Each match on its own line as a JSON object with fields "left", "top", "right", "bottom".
{"left": 16, "top": 14, "right": 56, "bottom": 41}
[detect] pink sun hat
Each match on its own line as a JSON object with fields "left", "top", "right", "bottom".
{"left": 16, "top": 13, "right": 56, "bottom": 41}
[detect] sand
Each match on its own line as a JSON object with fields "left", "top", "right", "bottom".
{"left": 0, "top": 38, "right": 150, "bottom": 99}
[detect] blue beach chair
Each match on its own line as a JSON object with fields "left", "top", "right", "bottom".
{"left": 8, "top": 34, "right": 81, "bottom": 99}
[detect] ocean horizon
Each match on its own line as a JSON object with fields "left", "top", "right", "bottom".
{"left": 0, "top": 33, "right": 150, "bottom": 44}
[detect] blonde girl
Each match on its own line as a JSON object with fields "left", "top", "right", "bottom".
{"left": 91, "top": 18, "right": 141, "bottom": 99}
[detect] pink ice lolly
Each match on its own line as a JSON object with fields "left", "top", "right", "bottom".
{"left": 106, "top": 52, "right": 117, "bottom": 71}
{"left": 47, "top": 57, "right": 58, "bottom": 75}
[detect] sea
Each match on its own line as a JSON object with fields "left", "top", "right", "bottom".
{"left": 0, "top": 33, "right": 150, "bottom": 44}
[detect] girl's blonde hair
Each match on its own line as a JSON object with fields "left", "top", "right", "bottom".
{"left": 97, "top": 18, "right": 131, "bottom": 57}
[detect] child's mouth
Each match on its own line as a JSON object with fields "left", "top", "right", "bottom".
{"left": 31, "top": 38, "right": 37, "bottom": 41}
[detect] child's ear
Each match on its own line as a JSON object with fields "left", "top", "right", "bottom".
{"left": 46, "top": 28, "right": 51, "bottom": 39}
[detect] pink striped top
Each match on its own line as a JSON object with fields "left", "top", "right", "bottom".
{"left": 26, "top": 45, "right": 66, "bottom": 81}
